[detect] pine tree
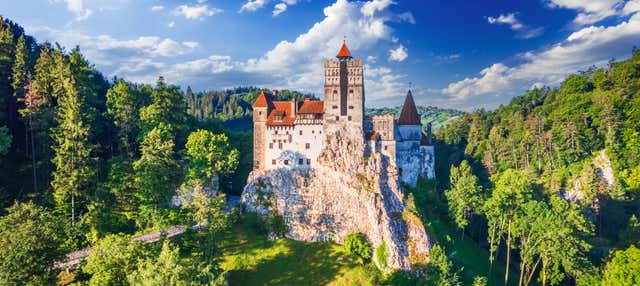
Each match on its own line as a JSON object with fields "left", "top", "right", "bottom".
{"left": 50, "top": 57, "right": 95, "bottom": 225}
{"left": 106, "top": 79, "right": 142, "bottom": 157}
{"left": 133, "top": 126, "right": 180, "bottom": 210}
{"left": 12, "top": 35, "right": 28, "bottom": 157}
{"left": 0, "top": 17, "right": 15, "bottom": 132}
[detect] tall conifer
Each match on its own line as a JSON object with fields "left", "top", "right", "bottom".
{"left": 50, "top": 56, "right": 95, "bottom": 225}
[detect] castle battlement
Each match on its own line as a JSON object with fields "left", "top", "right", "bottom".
{"left": 252, "top": 43, "right": 434, "bottom": 186}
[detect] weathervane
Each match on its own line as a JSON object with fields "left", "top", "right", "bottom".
{"left": 409, "top": 81, "right": 413, "bottom": 90}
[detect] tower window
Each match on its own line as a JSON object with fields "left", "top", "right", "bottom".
{"left": 348, "top": 116, "right": 352, "bottom": 121}
{"left": 272, "top": 159, "right": 276, "bottom": 165}
{"left": 306, "top": 143, "right": 310, "bottom": 149}
{"left": 333, "top": 105, "right": 338, "bottom": 109}
{"left": 298, "top": 159, "right": 303, "bottom": 165}
{"left": 335, "top": 116, "right": 339, "bottom": 121}
{"left": 269, "top": 143, "right": 273, "bottom": 149}
{"left": 307, "top": 159, "right": 311, "bottom": 165}
{"left": 259, "top": 111, "right": 262, "bottom": 115}
{"left": 279, "top": 142, "right": 283, "bottom": 149}
{"left": 284, "top": 160, "right": 289, "bottom": 165}
{"left": 299, "top": 130, "right": 303, "bottom": 135}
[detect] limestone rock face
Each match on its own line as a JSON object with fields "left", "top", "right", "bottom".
{"left": 242, "top": 129, "right": 430, "bottom": 270}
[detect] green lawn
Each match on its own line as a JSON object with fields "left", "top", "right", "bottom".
{"left": 218, "top": 215, "right": 378, "bottom": 286}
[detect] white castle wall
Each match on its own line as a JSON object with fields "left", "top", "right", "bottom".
{"left": 264, "top": 123, "right": 324, "bottom": 170}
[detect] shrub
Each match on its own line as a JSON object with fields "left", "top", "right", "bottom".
{"left": 344, "top": 232, "right": 372, "bottom": 262}
{"left": 265, "top": 213, "right": 287, "bottom": 238}
{"left": 376, "top": 242, "right": 388, "bottom": 269}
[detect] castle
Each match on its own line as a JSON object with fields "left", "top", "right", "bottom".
{"left": 252, "top": 43, "right": 435, "bottom": 186}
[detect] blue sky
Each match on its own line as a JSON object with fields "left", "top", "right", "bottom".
{"left": 1, "top": 0, "right": 640, "bottom": 110}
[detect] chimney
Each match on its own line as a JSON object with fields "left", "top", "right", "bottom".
{"left": 291, "top": 98, "right": 297, "bottom": 115}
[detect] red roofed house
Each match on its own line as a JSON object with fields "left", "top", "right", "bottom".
{"left": 252, "top": 43, "right": 434, "bottom": 185}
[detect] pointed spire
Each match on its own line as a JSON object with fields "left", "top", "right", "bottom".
{"left": 253, "top": 91, "right": 273, "bottom": 108}
{"left": 398, "top": 90, "right": 421, "bottom": 125}
{"left": 336, "top": 42, "right": 352, "bottom": 59}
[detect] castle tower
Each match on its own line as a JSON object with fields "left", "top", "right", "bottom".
{"left": 252, "top": 91, "right": 272, "bottom": 170}
{"left": 323, "top": 42, "right": 364, "bottom": 136}
{"left": 398, "top": 90, "right": 422, "bottom": 141}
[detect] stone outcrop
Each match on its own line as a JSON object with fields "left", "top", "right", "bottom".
{"left": 242, "top": 129, "right": 430, "bottom": 270}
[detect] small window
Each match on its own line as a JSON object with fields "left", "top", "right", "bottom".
{"left": 299, "top": 130, "right": 303, "bottom": 135}
{"left": 333, "top": 105, "right": 338, "bottom": 109}
{"left": 298, "top": 159, "right": 303, "bottom": 165}
{"left": 384, "top": 145, "right": 388, "bottom": 151}
{"left": 269, "top": 143, "right": 273, "bottom": 149}
{"left": 312, "top": 130, "right": 315, "bottom": 134}
{"left": 349, "top": 89, "right": 353, "bottom": 93}
{"left": 348, "top": 105, "right": 354, "bottom": 109}
{"left": 272, "top": 159, "right": 276, "bottom": 165}
{"left": 307, "top": 159, "right": 311, "bottom": 165}
{"left": 336, "top": 116, "right": 339, "bottom": 121}
{"left": 284, "top": 160, "right": 289, "bottom": 165}
{"left": 279, "top": 142, "right": 283, "bottom": 149}
{"left": 259, "top": 111, "right": 262, "bottom": 115}
{"left": 306, "top": 143, "right": 310, "bottom": 149}
{"left": 348, "top": 116, "right": 352, "bottom": 121}
{"left": 275, "top": 130, "right": 278, "bottom": 135}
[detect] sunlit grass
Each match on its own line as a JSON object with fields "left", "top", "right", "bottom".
{"left": 218, "top": 214, "right": 378, "bottom": 286}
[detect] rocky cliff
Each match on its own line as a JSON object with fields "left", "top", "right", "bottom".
{"left": 242, "top": 129, "right": 431, "bottom": 270}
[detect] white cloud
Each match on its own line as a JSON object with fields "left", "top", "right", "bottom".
{"left": 388, "top": 45, "right": 408, "bottom": 62}
{"left": 545, "top": 0, "right": 624, "bottom": 25}
{"left": 151, "top": 5, "right": 164, "bottom": 11}
{"left": 51, "top": 0, "right": 92, "bottom": 20}
{"left": 396, "top": 11, "right": 416, "bottom": 24}
{"left": 182, "top": 41, "right": 200, "bottom": 49}
{"left": 367, "top": 55, "right": 377, "bottom": 63}
{"left": 29, "top": 26, "right": 200, "bottom": 64}
{"left": 443, "top": 10, "right": 640, "bottom": 103}
{"left": 273, "top": 3, "right": 287, "bottom": 16}
{"left": 487, "top": 13, "right": 544, "bottom": 39}
{"left": 239, "top": 0, "right": 269, "bottom": 12}
{"left": 623, "top": 0, "right": 640, "bottom": 15}
{"left": 34, "top": 0, "right": 414, "bottom": 106}
{"left": 174, "top": 4, "right": 222, "bottom": 20}
{"left": 361, "top": 0, "right": 394, "bottom": 17}
{"left": 168, "top": 21, "right": 175, "bottom": 28}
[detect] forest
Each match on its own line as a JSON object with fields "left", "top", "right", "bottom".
{"left": 0, "top": 13, "right": 639, "bottom": 286}
{"left": 430, "top": 49, "right": 640, "bottom": 285}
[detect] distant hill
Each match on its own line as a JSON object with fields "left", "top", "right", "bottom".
{"left": 367, "top": 106, "right": 464, "bottom": 131}
{"left": 184, "top": 87, "right": 313, "bottom": 131}
{"left": 185, "top": 88, "right": 463, "bottom": 132}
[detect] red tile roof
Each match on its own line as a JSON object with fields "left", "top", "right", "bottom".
{"left": 337, "top": 43, "right": 352, "bottom": 59}
{"left": 297, "top": 100, "right": 324, "bottom": 114}
{"left": 398, "top": 90, "right": 421, "bottom": 125}
{"left": 266, "top": 101, "right": 295, "bottom": 126}
{"left": 253, "top": 91, "right": 273, "bottom": 108}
